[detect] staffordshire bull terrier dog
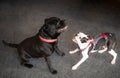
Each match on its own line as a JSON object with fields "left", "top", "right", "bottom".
{"left": 2, "top": 17, "right": 68, "bottom": 74}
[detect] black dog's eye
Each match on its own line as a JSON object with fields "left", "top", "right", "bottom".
{"left": 55, "top": 20, "right": 65, "bottom": 29}
{"left": 56, "top": 23, "right": 61, "bottom": 29}
{"left": 56, "top": 22, "right": 61, "bottom": 28}
{"left": 60, "top": 20, "right": 65, "bottom": 25}
{"left": 59, "top": 20, "right": 65, "bottom": 27}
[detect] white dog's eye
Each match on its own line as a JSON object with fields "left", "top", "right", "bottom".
{"left": 79, "top": 37, "right": 82, "bottom": 39}
{"left": 75, "top": 33, "right": 79, "bottom": 36}
{"left": 75, "top": 34, "right": 78, "bottom": 36}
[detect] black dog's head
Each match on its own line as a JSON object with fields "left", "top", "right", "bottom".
{"left": 39, "top": 17, "right": 68, "bottom": 39}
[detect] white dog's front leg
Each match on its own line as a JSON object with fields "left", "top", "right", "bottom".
{"left": 69, "top": 48, "right": 79, "bottom": 54}
{"left": 72, "top": 51, "right": 89, "bottom": 70}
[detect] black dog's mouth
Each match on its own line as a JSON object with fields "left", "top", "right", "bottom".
{"left": 58, "top": 26, "right": 68, "bottom": 33}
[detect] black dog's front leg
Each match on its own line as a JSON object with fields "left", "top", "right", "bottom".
{"left": 54, "top": 42, "right": 65, "bottom": 56}
{"left": 44, "top": 56, "right": 57, "bottom": 74}
{"left": 54, "top": 46, "right": 65, "bottom": 56}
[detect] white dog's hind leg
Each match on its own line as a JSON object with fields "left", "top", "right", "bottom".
{"left": 98, "top": 46, "right": 107, "bottom": 53}
{"left": 108, "top": 49, "right": 117, "bottom": 64}
{"left": 91, "top": 50, "right": 97, "bottom": 53}
{"left": 69, "top": 48, "right": 79, "bottom": 54}
{"left": 72, "top": 50, "right": 89, "bottom": 70}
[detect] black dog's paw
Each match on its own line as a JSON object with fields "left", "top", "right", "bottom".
{"left": 51, "top": 69, "right": 57, "bottom": 74}
{"left": 56, "top": 51, "right": 65, "bottom": 56}
{"left": 57, "top": 52, "right": 65, "bottom": 56}
{"left": 24, "top": 63, "right": 33, "bottom": 68}
{"left": 61, "top": 52, "right": 65, "bottom": 56}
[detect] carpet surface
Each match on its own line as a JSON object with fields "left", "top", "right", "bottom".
{"left": 0, "top": 0, "right": 120, "bottom": 78}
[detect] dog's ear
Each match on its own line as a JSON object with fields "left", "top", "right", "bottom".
{"left": 44, "top": 18, "right": 50, "bottom": 25}
{"left": 87, "top": 35, "right": 92, "bottom": 39}
{"left": 60, "top": 20, "right": 65, "bottom": 25}
{"left": 44, "top": 17, "right": 55, "bottom": 25}
{"left": 44, "top": 17, "right": 60, "bottom": 25}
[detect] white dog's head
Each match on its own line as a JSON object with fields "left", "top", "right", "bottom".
{"left": 72, "top": 32, "right": 89, "bottom": 43}
{"left": 76, "top": 32, "right": 88, "bottom": 39}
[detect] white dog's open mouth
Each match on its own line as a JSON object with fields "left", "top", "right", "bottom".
{"left": 72, "top": 37, "right": 78, "bottom": 44}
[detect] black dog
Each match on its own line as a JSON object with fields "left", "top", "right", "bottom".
{"left": 2, "top": 17, "right": 68, "bottom": 74}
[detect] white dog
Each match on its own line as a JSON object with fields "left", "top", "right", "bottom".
{"left": 69, "top": 32, "right": 117, "bottom": 70}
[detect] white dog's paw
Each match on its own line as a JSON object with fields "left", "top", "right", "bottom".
{"left": 69, "top": 51, "right": 75, "bottom": 54}
{"left": 91, "top": 50, "right": 97, "bottom": 53}
{"left": 98, "top": 46, "right": 107, "bottom": 53}
{"left": 111, "top": 60, "right": 116, "bottom": 65}
{"left": 98, "top": 51, "right": 104, "bottom": 53}
{"left": 72, "top": 65, "right": 78, "bottom": 70}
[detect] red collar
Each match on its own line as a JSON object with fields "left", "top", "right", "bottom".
{"left": 39, "top": 36, "right": 57, "bottom": 43}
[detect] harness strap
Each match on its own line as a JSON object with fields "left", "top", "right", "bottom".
{"left": 80, "top": 39, "right": 93, "bottom": 53}
{"left": 101, "top": 32, "right": 108, "bottom": 38}
{"left": 92, "top": 32, "right": 108, "bottom": 50}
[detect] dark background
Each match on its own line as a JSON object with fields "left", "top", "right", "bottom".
{"left": 0, "top": 0, "right": 120, "bottom": 78}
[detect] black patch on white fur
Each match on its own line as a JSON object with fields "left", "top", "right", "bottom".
{"left": 81, "top": 37, "right": 88, "bottom": 43}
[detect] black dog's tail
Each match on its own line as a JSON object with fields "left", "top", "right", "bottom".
{"left": 2, "top": 40, "right": 19, "bottom": 48}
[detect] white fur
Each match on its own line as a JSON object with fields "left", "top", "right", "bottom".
{"left": 69, "top": 48, "right": 79, "bottom": 54}
{"left": 77, "top": 32, "right": 88, "bottom": 39}
{"left": 98, "top": 47, "right": 107, "bottom": 53}
{"left": 69, "top": 32, "right": 117, "bottom": 70}
{"left": 108, "top": 49, "right": 117, "bottom": 64}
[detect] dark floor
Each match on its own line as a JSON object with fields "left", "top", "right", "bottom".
{"left": 0, "top": 0, "right": 120, "bottom": 78}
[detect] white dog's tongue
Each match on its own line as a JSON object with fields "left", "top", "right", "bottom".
{"left": 64, "top": 26, "right": 68, "bottom": 30}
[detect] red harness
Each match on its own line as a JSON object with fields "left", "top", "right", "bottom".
{"left": 39, "top": 36, "right": 57, "bottom": 43}
{"left": 80, "top": 32, "right": 108, "bottom": 53}
{"left": 101, "top": 32, "right": 108, "bottom": 38}
{"left": 80, "top": 39, "right": 93, "bottom": 53}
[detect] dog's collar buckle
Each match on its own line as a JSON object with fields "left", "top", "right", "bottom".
{"left": 39, "top": 36, "right": 57, "bottom": 43}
